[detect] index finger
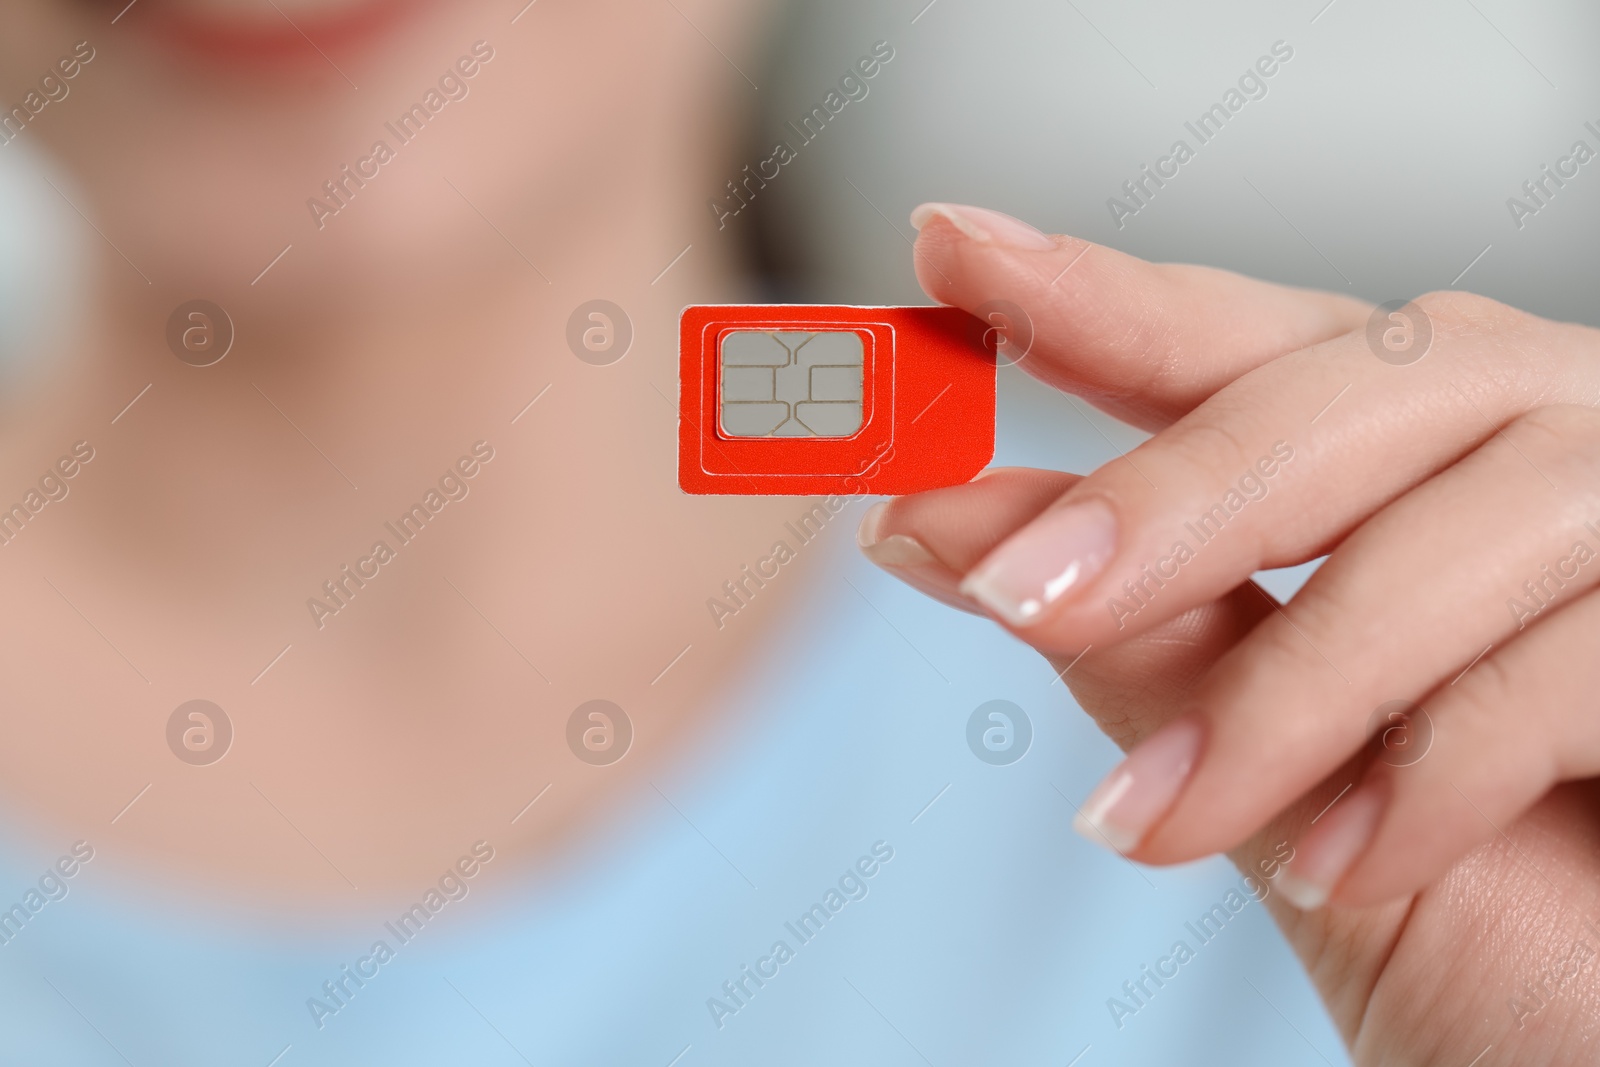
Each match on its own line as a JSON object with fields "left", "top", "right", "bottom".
{"left": 910, "top": 202, "right": 1370, "bottom": 429}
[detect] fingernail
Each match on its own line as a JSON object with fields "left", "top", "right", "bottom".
{"left": 858, "top": 500, "right": 943, "bottom": 567}
{"left": 909, "top": 202, "right": 1056, "bottom": 251}
{"left": 958, "top": 499, "right": 1117, "bottom": 628}
{"left": 857, "top": 501, "right": 892, "bottom": 549}
{"left": 862, "top": 534, "right": 938, "bottom": 569}
{"left": 857, "top": 502, "right": 983, "bottom": 615}
{"left": 1277, "top": 781, "right": 1388, "bottom": 910}
{"left": 1073, "top": 717, "right": 1204, "bottom": 853}
{"left": 864, "top": 505, "right": 934, "bottom": 572}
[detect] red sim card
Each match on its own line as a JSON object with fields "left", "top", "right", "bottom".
{"left": 678, "top": 305, "right": 995, "bottom": 496}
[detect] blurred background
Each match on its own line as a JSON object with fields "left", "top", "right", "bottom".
{"left": 0, "top": 0, "right": 1594, "bottom": 1064}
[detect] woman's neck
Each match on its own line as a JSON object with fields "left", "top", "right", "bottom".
{"left": 0, "top": 157, "right": 808, "bottom": 916}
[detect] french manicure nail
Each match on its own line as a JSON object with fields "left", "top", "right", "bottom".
{"left": 1277, "top": 781, "right": 1388, "bottom": 910}
{"left": 909, "top": 202, "right": 1056, "bottom": 251}
{"left": 857, "top": 501, "right": 892, "bottom": 549}
{"left": 858, "top": 502, "right": 944, "bottom": 571}
{"left": 1073, "top": 717, "right": 1204, "bottom": 854}
{"left": 864, "top": 505, "right": 947, "bottom": 572}
{"left": 857, "top": 503, "right": 983, "bottom": 615}
{"left": 958, "top": 499, "right": 1117, "bottom": 628}
{"left": 861, "top": 534, "right": 940, "bottom": 569}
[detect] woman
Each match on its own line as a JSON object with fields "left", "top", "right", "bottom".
{"left": 0, "top": 0, "right": 1591, "bottom": 1063}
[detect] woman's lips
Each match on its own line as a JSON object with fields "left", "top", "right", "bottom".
{"left": 119, "top": 0, "right": 428, "bottom": 63}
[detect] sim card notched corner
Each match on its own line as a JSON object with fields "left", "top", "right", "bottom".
{"left": 677, "top": 304, "right": 996, "bottom": 497}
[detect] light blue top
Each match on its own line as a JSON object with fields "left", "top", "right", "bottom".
{"left": 0, "top": 530, "right": 1348, "bottom": 1066}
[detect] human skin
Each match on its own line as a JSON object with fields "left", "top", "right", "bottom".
{"left": 0, "top": 0, "right": 805, "bottom": 916}
{"left": 862, "top": 203, "right": 1600, "bottom": 1064}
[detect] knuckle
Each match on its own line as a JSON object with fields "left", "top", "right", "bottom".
{"left": 1430, "top": 656, "right": 1521, "bottom": 756}
{"left": 1220, "top": 595, "right": 1333, "bottom": 693}
{"left": 1511, "top": 402, "right": 1600, "bottom": 441}
{"left": 1455, "top": 651, "right": 1516, "bottom": 715}
{"left": 1501, "top": 404, "right": 1600, "bottom": 479}
{"left": 1269, "top": 586, "right": 1348, "bottom": 668}
{"left": 1412, "top": 290, "right": 1528, "bottom": 337}
{"left": 1441, "top": 653, "right": 1550, "bottom": 769}
{"left": 1167, "top": 410, "right": 1264, "bottom": 478}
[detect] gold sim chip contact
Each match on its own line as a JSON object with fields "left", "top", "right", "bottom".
{"left": 717, "top": 330, "right": 865, "bottom": 439}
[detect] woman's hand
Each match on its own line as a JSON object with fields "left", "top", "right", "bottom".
{"left": 861, "top": 203, "right": 1600, "bottom": 1064}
